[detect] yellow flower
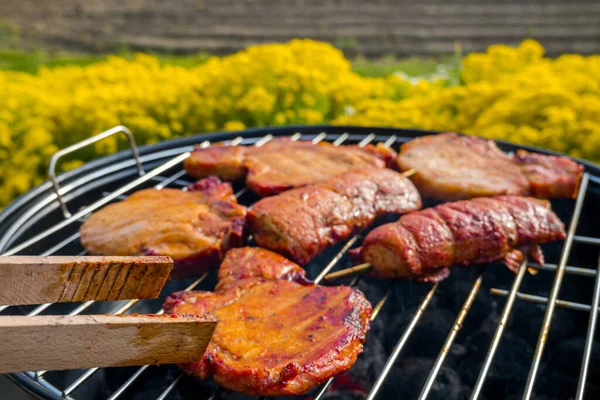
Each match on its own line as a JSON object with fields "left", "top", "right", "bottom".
{"left": 238, "top": 87, "right": 276, "bottom": 114}
{"left": 298, "top": 109, "right": 324, "bottom": 124}
{"left": 223, "top": 121, "right": 246, "bottom": 131}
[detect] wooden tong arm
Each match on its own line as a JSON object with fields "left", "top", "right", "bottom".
{"left": 0, "top": 314, "right": 216, "bottom": 373}
{"left": 0, "top": 256, "right": 173, "bottom": 306}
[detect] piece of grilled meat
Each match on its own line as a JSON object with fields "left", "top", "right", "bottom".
{"left": 398, "top": 133, "right": 583, "bottom": 201}
{"left": 247, "top": 168, "right": 422, "bottom": 265}
{"left": 214, "top": 246, "right": 311, "bottom": 293}
{"left": 184, "top": 137, "right": 397, "bottom": 196}
{"left": 80, "top": 177, "right": 246, "bottom": 278}
{"left": 354, "top": 196, "right": 566, "bottom": 282}
{"left": 164, "top": 247, "right": 371, "bottom": 396}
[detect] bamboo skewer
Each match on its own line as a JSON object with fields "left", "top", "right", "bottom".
{"left": 401, "top": 168, "right": 417, "bottom": 178}
{"left": 324, "top": 259, "right": 550, "bottom": 282}
{"left": 323, "top": 263, "right": 373, "bottom": 281}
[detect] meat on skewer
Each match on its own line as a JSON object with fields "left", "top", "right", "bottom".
{"left": 184, "top": 137, "right": 397, "bottom": 196}
{"left": 164, "top": 247, "right": 371, "bottom": 396}
{"left": 247, "top": 168, "right": 422, "bottom": 265}
{"left": 80, "top": 177, "right": 246, "bottom": 278}
{"left": 352, "top": 196, "right": 566, "bottom": 282}
{"left": 398, "top": 133, "right": 583, "bottom": 201}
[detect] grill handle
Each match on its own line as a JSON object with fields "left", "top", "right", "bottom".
{"left": 49, "top": 125, "right": 145, "bottom": 218}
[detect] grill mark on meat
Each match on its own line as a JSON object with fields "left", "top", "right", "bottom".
{"left": 399, "top": 209, "right": 455, "bottom": 279}
{"left": 493, "top": 196, "right": 564, "bottom": 245}
{"left": 298, "top": 190, "right": 337, "bottom": 250}
{"left": 470, "top": 197, "right": 519, "bottom": 246}
{"left": 434, "top": 204, "right": 480, "bottom": 265}
{"left": 443, "top": 201, "right": 509, "bottom": 264}
{"left": 360, "top": 196, "right": 566, "bottom": 281}
{"left": 395, "top": 221, "right": 423, "bottom": 275}
{"left": 427, "top": 208, "right": 456, "bottom": 265}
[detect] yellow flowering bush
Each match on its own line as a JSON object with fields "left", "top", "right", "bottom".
{"left": 335, "top": 40, "right": 600, "bottom": 161}
{"left": 1, "top": 38, "right": 599, "bottom": 208}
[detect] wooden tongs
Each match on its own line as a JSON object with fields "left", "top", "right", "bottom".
{"left": 0, "top": 256, "right": 216, "bottom": 373}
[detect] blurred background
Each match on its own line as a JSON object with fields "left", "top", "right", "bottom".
{"left": 2, "top": 1, "right": 599, "bottom": 57}
{"left": 0, "top": 1, "right": 599, "bottom": 398}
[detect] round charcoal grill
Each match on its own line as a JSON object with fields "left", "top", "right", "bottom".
{"left": 1, "top": 125, "right": 600, "bottom": 400}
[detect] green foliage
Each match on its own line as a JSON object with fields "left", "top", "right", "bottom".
{"left": 0, "top": 49, "right": 211, "bottom": 74}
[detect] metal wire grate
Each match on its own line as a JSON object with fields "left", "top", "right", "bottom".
{"left": 1, "top": 126, "right": 599, "bottom": 400}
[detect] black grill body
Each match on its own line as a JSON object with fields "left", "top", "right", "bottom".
{"left": 1, "top": 125, "right": 599, "bottom": 400}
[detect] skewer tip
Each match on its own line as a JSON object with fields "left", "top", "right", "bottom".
{"left": 323, "top": 263, "right": 373, "bottom": 281}
{"left": 401, "top": 169, "right": 417, "bottom": 178}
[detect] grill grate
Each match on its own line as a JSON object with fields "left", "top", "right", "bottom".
{"left": 1, "top": 126, "right": 599, "bottom": 400}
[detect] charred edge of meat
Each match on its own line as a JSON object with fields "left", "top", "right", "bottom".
{"left": 514, "top": 150, "right": 584, "bottom": 199}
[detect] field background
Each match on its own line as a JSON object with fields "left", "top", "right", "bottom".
{"left": 1, "top": 0, "right": 599, "bottom": 56}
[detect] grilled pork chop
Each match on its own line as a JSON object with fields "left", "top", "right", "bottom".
{"left": 248, "top": 168, "right": 421, "bottom": 264}
{"left": 184, "top": 137, "right": 397, "bottom": 196}
{"left": 354, "top": 196, "right": 566, "bottom": 282}
{"left": 398, "top": 133, "right": 583, "bottom": 201}
{"left": 80, "top": 177, "right": 246, "bottom": 277}
{"left": 164, "top": 247, "right": 371, "bottom": 396}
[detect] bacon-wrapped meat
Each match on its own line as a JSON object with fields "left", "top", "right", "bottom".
{"left": 247, "top": 168, "right": 422, "bottom": 264}
{"left": 184, "top": 137, "right": 397, "bottom": 196}
{"left": 398, "top": 133, "right": 583, "bottom": 201}
{"left": 164, "top": 247, "right": 371, "bottom": 396}
{"left": 354, "top": 196, "right": 566, "bottom": 282}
